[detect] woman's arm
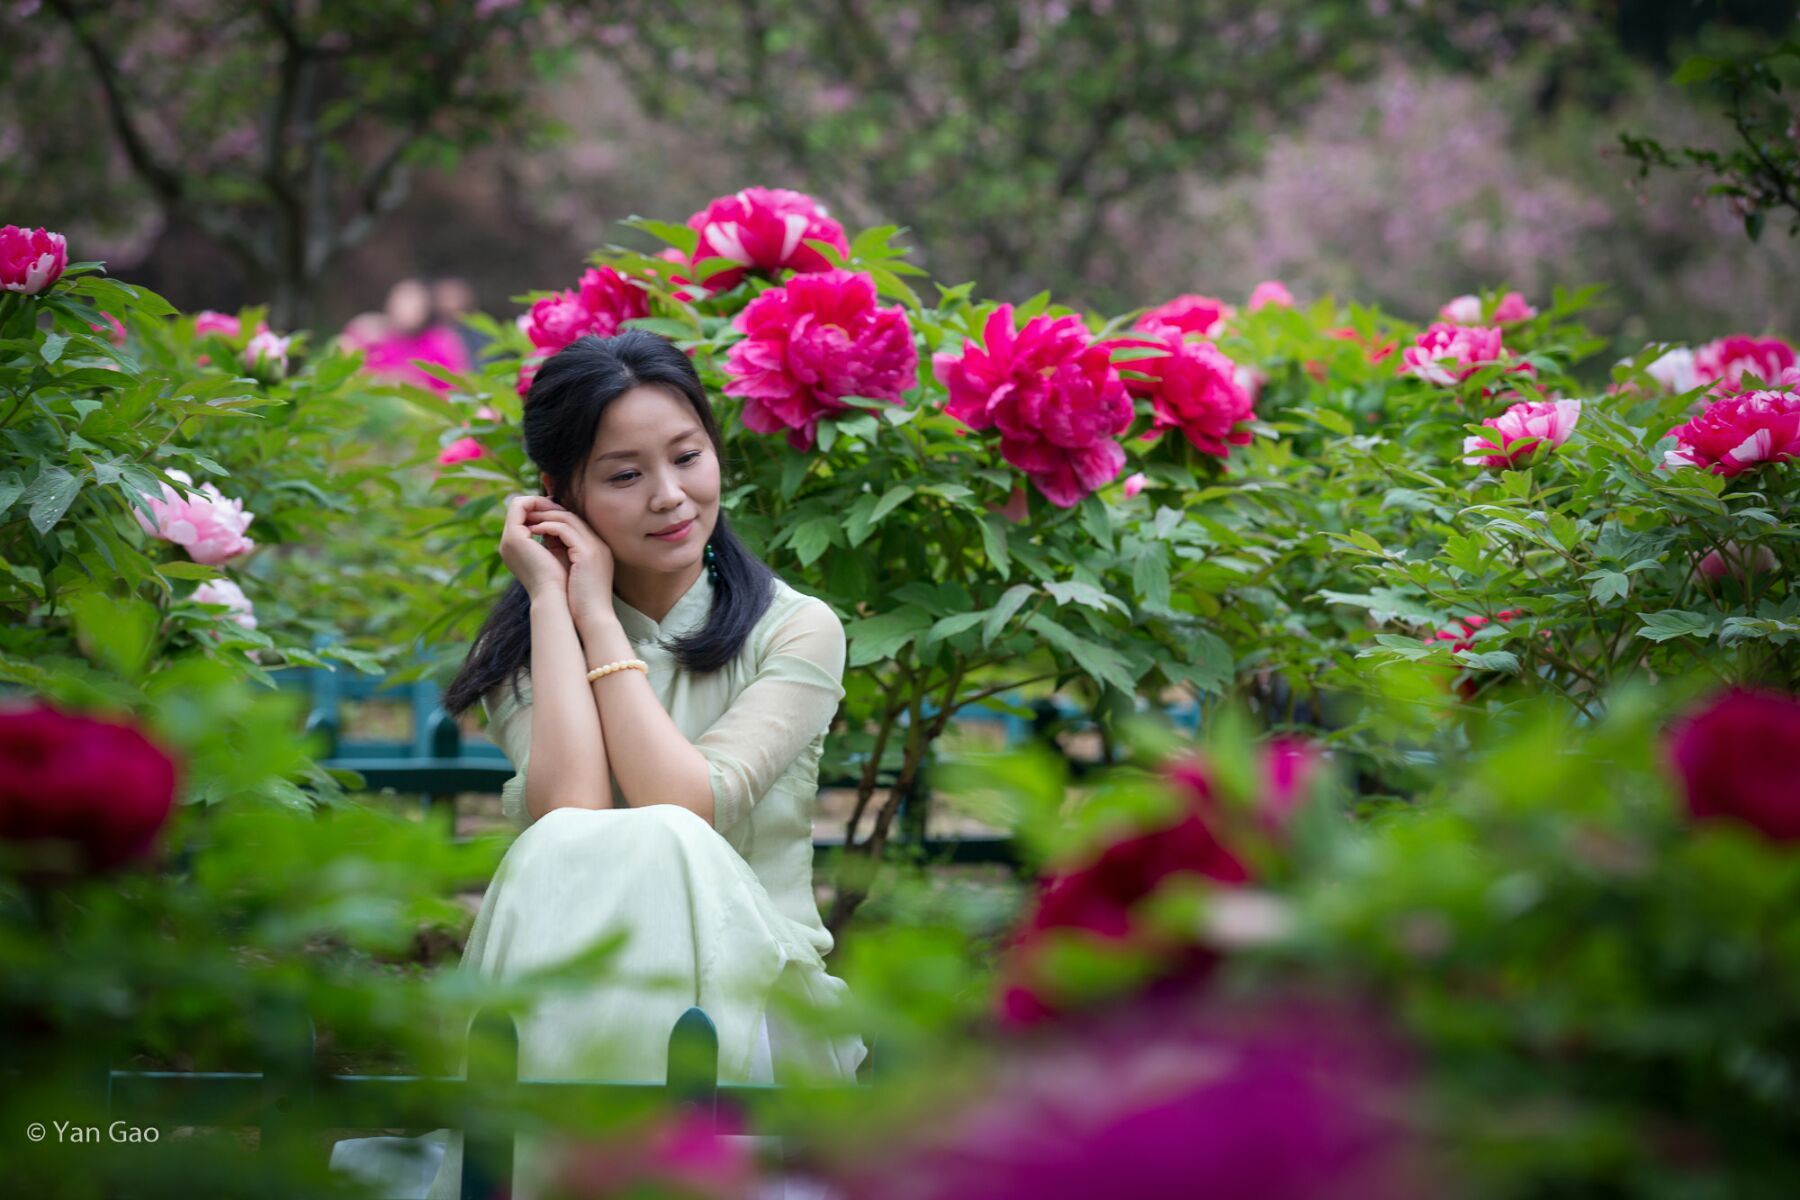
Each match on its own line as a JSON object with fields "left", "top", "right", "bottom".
{"left": 523, "top": 595, "right": 613, "bottom": 821}
{"left": 576, "top": 611, "right": 715, "bottom": 823}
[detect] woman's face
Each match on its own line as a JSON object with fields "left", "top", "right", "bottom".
{"left": 549, "top": 384, "right": 720, "bottom": 578}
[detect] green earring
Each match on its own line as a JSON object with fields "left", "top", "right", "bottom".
{"left": 704, "top": 540, "right": 719, "bottom": 580}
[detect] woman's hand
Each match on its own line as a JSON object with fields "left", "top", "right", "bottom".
{"left": 522, "top": 500, "right": 616, "bottom": 630}
{"left": 499, "top": 495, "right": 571, "bottom": 602}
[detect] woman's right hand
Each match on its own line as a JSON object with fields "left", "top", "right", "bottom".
{"left": 500, "top": 495, "right": 571, "bottom": 601}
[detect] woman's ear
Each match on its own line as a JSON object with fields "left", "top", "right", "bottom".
{"left": 538, "top": 471, "right": 553, "bottom": 496}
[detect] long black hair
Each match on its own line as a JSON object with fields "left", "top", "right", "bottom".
{"left": 441, "top": 330, "right": 776, "bottom": 717}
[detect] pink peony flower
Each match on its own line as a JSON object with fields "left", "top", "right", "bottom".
{"left": 685, "top": 186, "right": 850, "bottom": 292}
{"left": 1439, "top": 291, "right": 1535, "bottom": 325}
{"left": 1246, "top": 280, "right": 1293, "bottom": 311}
{"left": 1664, "top": 390, "right": 1800, "bottom": 476}
{"left": 1121, "top": 472, "right": 1147, "bottom": 499}
{"left": 1426, "top": 610, "right": 1519, "bottom": 655}
{"left": 1399, "top": 322, "right": 1512, "bottom": 386}
{"left": 516, "top": 359, "right": 540, "bottom": 398}
{"left": 525, "top": 266, "right": 649, "bottom": 355}
{"left": 1118, "top": 324, "right": 1256, "bottom": 460}
{"left": 131, "top": 468, "right": 256, "bottom": 564}
{"left": 1645, "top": 345, "right": 1699, "bottom": 394}
{"left": 192, "top": 578, "right": 257, "bottom": 631}
{"left": 1696, "top": 542, "right": 1778, "bottom": 584}
{"left": 0, "top": 224, "right": 67, "bottom": 295}
{"left": 0, "top": 702, "right": 179, "bottom": 875}
{"left": 242, "top": 330, "right": 291, "bottom": 380}
{"left": 551, "top": 1109, "right": 756, "bottom": 1200}
{"left": 1462, "top": 398, "right": 1581, "bottom": 468}
{"left": 194, "top": 310, "right": 241, "bottom": 338}
{"left": 1136, "top": 294, "right": 1234, "bottom": 338}
{"left": 655, "top": 246, "right": 708, "bottom": 303}
{"left": 436, "top": 436, "right": 486, "bottom": 466}
{"left": 1693, "top": 334, "right": 1797, "bottom": 396}
{"left": 934, "top": 304, "right": 1133, "bottom": 508}
{"left": 90, "top": 310, "right": 126, "bottom": 346}
{"left": 998, "top": 741, "right": 1314, "bottom": 1027}
{"left": 841, "top": 993, "right": 1431, "bottom": 1200}
{"left": 1668, "top": 688, "right": 1800, "bottom": 842}
{"left": 723, "top": 268, "right": 916, "bottom": 451}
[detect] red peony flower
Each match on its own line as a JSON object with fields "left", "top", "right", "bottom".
{"left": 1247, "top": 279, "right": 1293, "bottom": 311}
{"left": 998, "top": 741, "right": 1317, "bottom": 1026}
{"left": 1663, "top": 389, "right": 1800, "bottom": 477}
{"left": 723, "top": 268, "right": 916, "bottom": 451}
{"left": 685, "top": 186, "right": 849, "bottom": 292}
{"left": 525, "top": 266, "right": 649, "bottom": 355}
{"left": 1693, "top": 334, "right": 1797, "bottom": 397}
{"left": 1398, "top": 322, "right": 1519, "bottom": 387}
{"left": 1439, "top": 291, "right": 1536, "bottom": 325}
{"left": 839, "top": 992, "right": 1431, "bottom": 1200}
{"left": 933, "top": 304, "right": 1133, "bottom": 508}
{"left": 1137, "top": 294, "right": 1234, "bottom": 338}
{"left": 0, "top": 224, "right": 67, "bottom": 295}
{"left": 1668, "top": 688, "right": 1800, "bottom": 842}
{"left": 90, "top": 310, "right": 126, "bottom": 346}
{"left": 1462, "top": 398, "right": 1581, "bottom": 469}
{"left": 1116, "top": 324, "right": 1256, "bottom": 460}
{"left": 436, "top": 436, "right": 486, "bottom": 466}
{"left": 0, "top": 702, "right": 179, "bottom": 875}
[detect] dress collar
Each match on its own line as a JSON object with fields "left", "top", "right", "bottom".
{"left": 611, "top": 568, "right": 714, "bottom": 644}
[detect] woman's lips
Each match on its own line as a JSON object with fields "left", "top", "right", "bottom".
{"left": 649, "top": 518, "right": 694, "bottom": 541}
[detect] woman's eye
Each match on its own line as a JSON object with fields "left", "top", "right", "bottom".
{"left": 610, "top": 453, "right": 697, "bottom": 484}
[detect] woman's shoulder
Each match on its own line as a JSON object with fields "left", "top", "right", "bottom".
{"left": 762, "top": 576, "right": 843, "bottom": 631}
{"left": 753, "top": 577, "right": 845, "bottom": 658}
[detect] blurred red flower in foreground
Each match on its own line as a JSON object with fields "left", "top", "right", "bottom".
{"left": 1668, "top": 688, "right": 1800, "bottom": 842}
{"left": 999, "top": 739, "right": 1317, "bottom": 1025}
{"left": 548, "top": 1108, "right": 755, "bottom": 1200}
{"left": 0, "top": 702, "right": 179, "bottom": 876}
{"left": 838, "top": 991, "right": 1432, "bottom": 1200}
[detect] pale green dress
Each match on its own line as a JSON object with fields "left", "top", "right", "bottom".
{"left": 331, "top": 570, "right": 865, "bottom": 1199}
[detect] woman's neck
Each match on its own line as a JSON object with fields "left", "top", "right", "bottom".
{"left": 613, "top": 559, "right": 706, "bottom": 625}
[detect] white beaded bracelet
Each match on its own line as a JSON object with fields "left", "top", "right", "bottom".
{"left": 586, "top": 658, "right": 648, "bottom": 682}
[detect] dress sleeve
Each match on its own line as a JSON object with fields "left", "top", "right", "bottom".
{"left": 480, "top": 672, "right": 534, "bottom": 824}
{"left": 696, "top": 599, "right": 847, "bottom": 832}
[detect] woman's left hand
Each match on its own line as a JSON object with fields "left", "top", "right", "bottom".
{"left": 523, "top": 502, "right": 616, "bottom": 630}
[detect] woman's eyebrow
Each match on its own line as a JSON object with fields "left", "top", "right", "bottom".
{"left": 594, "top": 427, "right": 704, "bottom": 462}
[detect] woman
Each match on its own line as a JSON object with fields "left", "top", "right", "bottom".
{"left": 332, "top": 330, "right": 864, "bottom": 1199}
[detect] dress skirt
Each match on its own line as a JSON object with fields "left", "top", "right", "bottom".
{"left": 330, "top": 804, "right": 864, "bottom": 1200}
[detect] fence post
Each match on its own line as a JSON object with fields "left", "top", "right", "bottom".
{"left": 461, "top": 1007, "right": 518, "bottom": 1200}
{"left": 666, "top": 1007, "right": 719, "bottom": 1118}
{"left": 257, "top": 1001, "right": 317, "bottom": 1185}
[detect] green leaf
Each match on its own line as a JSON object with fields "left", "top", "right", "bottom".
{"left": 983, "top": 584, "right": 1036, "bottom": 646}
{"left": 23, "top": 464, "right": 81, "bottom": 534}
{"left": 156, "top": 562, "right": 221, "bottom": 580}
{"left": 1587, "top": 571, "right": 1629, "bottom": 605}
{"left": 1045, "top": 579, "right": 1128, "bottom": 615}
{"left": 70, "top": 592, "right": 155, "bottom": 679}
{"left": 790, "top": 516, "right": 836, "bottom": 567}
{"left": 1671, "top": 56, "right": 1725, "bottom": 86}
{"left": 869, "top": 483, "right": 914, "bottom": 525}
{"left": 978, "top": 516, "right": 1011, "bottom": 578}
{"left": 40, "top": 332, "right": 69, "bottom": 364}
{"left": 1131, "top": 545, "right": 1171, "bottom": 612}
{"left": 1456, "top": 650, "right": 1521, "bottom": 673}
{"left": 623, "top": 217, "right": 699, "bottom": 257}
{"left": 846, "top": 608, "right": 933, "bottom": 667}
{"left": 1317, "top": 589, "right": 1440, "bottom": 622}
{"left": 1636, "top": 610, "right": 1716, "bottom": 643}
{"left": 1027, "top": 613, "right": 1139, "bottom": 694}
{"left": 1079, "top": 494, "right": 1112, "bottom": 549}
{"left": 924, "top": 611, "right": 985, "bottom": 648}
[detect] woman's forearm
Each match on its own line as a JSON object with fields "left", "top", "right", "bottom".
{"left": 524, "top": 598, "right": 612, "bottom": 821}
